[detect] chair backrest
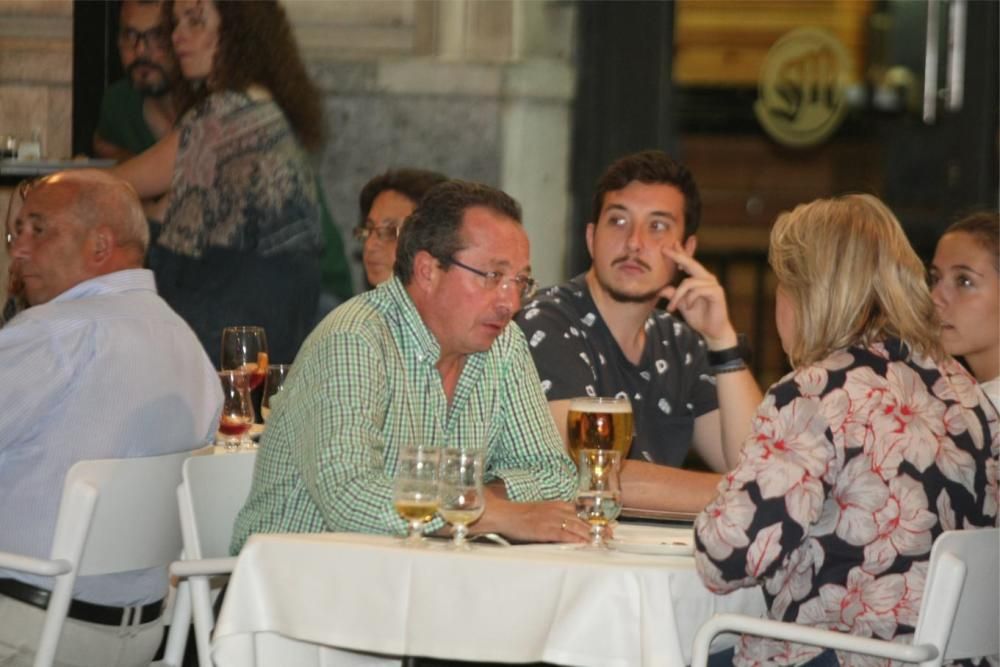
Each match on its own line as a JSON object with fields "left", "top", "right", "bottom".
{"left": 178, "top": 451, "right": 257, "bottom": 560}
{"left": 914, "top": 527, "right": 999, "bottom": 662}
{"left": 33, "top": 451, "right": 191, "bottom": 667}
{"left": 50, "top": 450, "right": 191, "bottom": 576}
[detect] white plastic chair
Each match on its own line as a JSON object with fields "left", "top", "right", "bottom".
{"left": 0, "top": 450, "right": 191, "bottom": 667}
{"left": 691, "top": 527, "right": 1000, "bottom": 667}
{"left": 164, "top": 451, "right": 257, "bottom": 667}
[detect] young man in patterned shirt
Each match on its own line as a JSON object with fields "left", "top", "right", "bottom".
{"left": 232, "top": 180, "right": 589, "bottom": 550}
{"left": 515, "top": 150, "right": 763, "bottom": 513}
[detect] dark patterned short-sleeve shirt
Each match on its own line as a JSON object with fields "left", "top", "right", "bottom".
{"left": 514, "top": 274, "right": 718, "bottom": 466}
{"left": 694, "top": 339, "right": 999, "bottom": 667}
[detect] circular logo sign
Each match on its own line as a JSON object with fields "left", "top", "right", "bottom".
{"left": 754, "top": 28, "right": 852, "bottom": 148}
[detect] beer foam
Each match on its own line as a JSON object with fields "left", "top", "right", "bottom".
{"left": 568, "top": 397, "right": 632, "bottom": 413}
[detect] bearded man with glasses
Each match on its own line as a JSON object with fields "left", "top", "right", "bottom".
{"left": 232, "top": 180, "right": 590, "bottom": 550}
{"left": 93, "top": 0, "right": 178, "bottom": 163}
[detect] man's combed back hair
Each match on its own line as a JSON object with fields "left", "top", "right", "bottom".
{"left": 394, "top": 180, "right": 522, "bottom": 284}
{"left": 165, "top": 0, "right": 325, "bottom": 152}
{"left": 359, "top": 168, "right": 448, "bottom": 224}
{"left": 592, "top": 149, "right": 702, "bottom": 239}
{"left": 769, "top": 194, "right": 943, "bottom": 368}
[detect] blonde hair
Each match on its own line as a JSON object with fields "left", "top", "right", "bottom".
{"left": 769, "top": 194, "right": 943, "bottom": 368}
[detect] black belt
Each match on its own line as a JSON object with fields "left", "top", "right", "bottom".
{"left": 0, "top": 578, "right": 163, "bottom": 626}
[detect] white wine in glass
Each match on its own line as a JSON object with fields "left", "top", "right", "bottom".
{"left": 437, "top": 448, "right": 485, "bottom": 549}
{"left": 395, "top": 499, "right": 440, "bottom": 523}
{"left": 392, "top": 446, "right": 440, "bottom": 546}
{"left": 575, "top": 448, "right": 622, "bottom": 549}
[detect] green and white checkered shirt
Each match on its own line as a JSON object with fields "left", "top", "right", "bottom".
{"left": 231, "top": 277, "right": 576, "bottom": 551}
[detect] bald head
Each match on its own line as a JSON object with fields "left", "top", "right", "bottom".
{"left": 9, "top": 170, "right": 150, "bottom": 305}
{"left": 38, "top": 169, "right": 150, "bottom": 255}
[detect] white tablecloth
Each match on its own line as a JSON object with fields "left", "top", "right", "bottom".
{"left": 213, "top": 527, "right": 766, "bottom": 667}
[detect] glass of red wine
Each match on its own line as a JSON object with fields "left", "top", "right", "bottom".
{"left": 220, "top": 326, "right": 269, "bottom": 395}
{"left": 217, "top": 370, "right": 255, "bottom": 450}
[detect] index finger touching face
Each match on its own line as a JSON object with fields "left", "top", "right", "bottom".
{"left": 662, "top": 243, "right": 708, "bottom": 278}
{"left": 661, "top": 242, "right": 690, "bottom": 273}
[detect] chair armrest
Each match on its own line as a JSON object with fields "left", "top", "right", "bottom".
{"left": 170, "top": 557, "right": 238, "bottom": 579}
{"left": 0, "top": 552, "right": 72, "bottom": 577}
{"left": 691, "top": 614, "right": 938, "bottom": 667}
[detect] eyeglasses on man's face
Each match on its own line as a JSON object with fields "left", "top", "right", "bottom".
{"left": 119, "top": 25, "right": 169, "bottom": 51}
{"left": 447, "top": 257, "right": 538, "bottom": 301}
{"left": 353, "top": 224, "right": 400, "bottom": 244}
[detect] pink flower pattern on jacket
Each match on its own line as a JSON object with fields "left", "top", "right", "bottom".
{"left": 695, "top": 340, "right": 999, "bottom": 667}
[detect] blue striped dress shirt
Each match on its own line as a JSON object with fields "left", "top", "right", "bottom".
{"left": 0, "top": 269, "right": 222, "bottom": 605}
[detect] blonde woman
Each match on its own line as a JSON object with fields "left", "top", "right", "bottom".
{"left": 930, "top": 211, "right": 1000, "bottom": 410}
{"left": 694, "top": 195, "right": 998, "bottom": 667}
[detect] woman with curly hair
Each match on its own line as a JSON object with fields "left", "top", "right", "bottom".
{"left": 930, "top": 211, "right": 1000, "bottom": 410}
{"left": 694, "top": 195, "right": 998, "bottom": 667}
{"left": 112, "top": 0, "right": 325, "bottom": 365}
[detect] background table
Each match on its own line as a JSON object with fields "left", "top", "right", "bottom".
{"left": 0, "top": 158, "right": 116, "bottom": 185}
{"left": 213, "top": 528, "right": 766, "bottom": 667}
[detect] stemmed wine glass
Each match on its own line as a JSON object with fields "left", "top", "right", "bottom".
{"left": 437, "top": 448, "right": 485, "bottom": 550}
{"left": 392, "top": 446, "right": 440, "bottom": 546}
{"left": 261, "top": 364, "right": 290, "bottom": 423}
{"left": 216, "top": 370, "right": 255, "bottom": 450}
{"left": 220, "top": 326, "right": 269, "bottom": 394}
{"left": 575, "top": 448, "right": 622, "bottom": 549}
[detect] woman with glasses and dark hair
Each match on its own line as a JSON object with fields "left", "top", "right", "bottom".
{"left": 353, "top": 168, "right": 447, "bottom": 287}
{"left": 109, "top": 0, "right": 325, "bottom": 365}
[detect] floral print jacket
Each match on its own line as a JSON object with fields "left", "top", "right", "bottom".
{"left": 695, "top": 339, "right": 999, "bottom": 667}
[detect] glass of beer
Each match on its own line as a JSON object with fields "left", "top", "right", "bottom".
{"left": 575, "top": 448, "right": 622, "bottom": 549}
{"left": 392, "top": 446, "right": 440, "bottom": 546}
{"left": 566, "top": 396, "right": 634, "bottom": 465}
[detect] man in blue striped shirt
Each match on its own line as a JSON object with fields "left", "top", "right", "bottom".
{"left": 0, "top": 170, "right": 221, "bottom": 666}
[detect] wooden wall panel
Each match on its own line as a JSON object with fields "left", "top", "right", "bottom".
{"left": 674, "top": 0, "right": 872, "bottom": 86}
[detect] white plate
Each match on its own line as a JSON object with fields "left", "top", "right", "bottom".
{"left": 609, "top": 525, "right": 695, "bottom": 556}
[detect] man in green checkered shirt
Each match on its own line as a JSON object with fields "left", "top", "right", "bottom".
{"left": 232, "top": 180, "right": 588, "bottom": 550}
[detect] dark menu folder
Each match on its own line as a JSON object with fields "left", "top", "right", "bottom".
{"left": 618, "top": 507, "right": 697, "bottom": 526}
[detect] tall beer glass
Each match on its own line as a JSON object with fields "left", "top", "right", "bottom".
{"left": 566, "top": 396, "right": 634, "bottom": 464}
